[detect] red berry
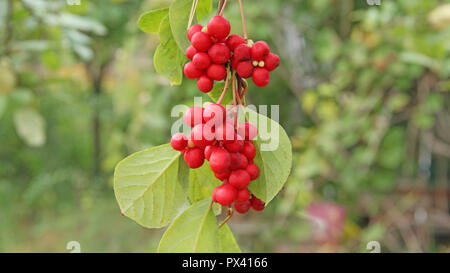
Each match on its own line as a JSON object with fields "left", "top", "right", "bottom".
{"left": 206, "top": 64, "right": 227, "bottom": 81}
{"left": 264, "top": 53, "right": 280, "bottom": 71}
{"left": 237, "top": 155, "right": 248, "bottom": 169}
{"left": 215, "top": 169, "right": 231, "bottom": 180}
{"left": 204, "top": 145, "right": 217, "bottom": 160}
{"left": 203, "top": 103, "right": 226, "bottom": 125}
{"left": 251, "top": 41, "right": 270, "bottom": 61}
{"left": 224, "top": 139, "right": 244, "bottom": 153}
{"left": 230, "top": 153, "right": 241, "bottom": 170}
{"left": 246, "top": 163, "right": 259, "bottom": 180}
{"left": 234, "top": 200, "right": 251, "bottom": 214}
{"left": 252, "top": 67, "right": 269, "bottom": 87}
{"left": 212, "top": 184, "right": 237, "bottom": 206}
{"left": 207, "top": 16, "right": 230, "bottom": 40}
{"left": 184, "top": 62, "right": 203, "bottom": 79}
{"left": 242, "top": 142, "right": 256, "bottom": 160}
{"left": 209, "top": 147, "right": 231, "bottom": 174}
{"left": 234, "top": 44, "right": 251, "bottom": 61}
{"left": 237, "top": 122, "right": 258, "bottom": 140}
{"left": 236, "top": 188, "right": 250, "bottom": 202}
{"left": 190, "top": 123, "right": 215, "bottom": 148}
{"left": 184, "top": 148, "right": 205, "bottom": 168}
{"left": 226, "top": 34, "right": 246, "bottom": 51}
{"left": 208, "top": 43, "right": 231, "bottom": 63}
{"left": 170, "top": 133, "right": 188, "bottom": 151}
{"left": 236, "top": 61, "right": 254, "bottom": 78}
{"left": 215, "top": 121, "right": 236, "bottom": 142}
{"left": 230, "top": 55, "right": 239, "bottom": 69}
{"left": 250, "top": 195, "right": 265, "bottom": 211}
{"left": 192, "top": 52, "right": 211, "bottom": 70}
{"left": 184, "top": 106, "right": 204, "bottom": 127}
{"left": 187, "top": 24, "right": 203, "bottom": 41}
{"left": 191, "top": 32, "right": 212, "bottom": 51}
{"left": 229, "top": 169, "right": 250, "bottom": 189}
{"left": 197, "top": 75, "right": 214, "bottom": 93}
{"left": 186, "top": 45, "right": 198, "bottom": 60}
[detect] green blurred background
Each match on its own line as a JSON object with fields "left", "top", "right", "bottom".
{"left": 1, "top": 0, "right": 449, "bottom": 252}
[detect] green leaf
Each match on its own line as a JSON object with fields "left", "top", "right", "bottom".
{"left": 219, "top": 224, "right": 241, "bottom": 253}
{"left": 169, "top": 0, "right": 192, "bottom": 51}
{"left": 246, "top": 108, "right": 293, "bottom": 204}
{"left": 13, "top": 107, "right": 46, "bottom": 147}
{"left": 196, "top": 0, "right": 212, "bottom": 22}
{"left": 207, "top": 82, "right": 233, "bottom": 105}
{"left": 138, "top": 8, "right": 169, "bottom": 34}
{"left": 154, "top": 15, "right": 186, "bottom": 85}
{"left": 114, "top": 144, "right": 187, "bottom": 228}
{"left": 188, "top": 162, "right": 221, "bottom": 204}
{"left": 158, "top": 198, "right": 221, "bottom": 253}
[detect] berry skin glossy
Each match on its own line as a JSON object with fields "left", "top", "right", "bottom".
{"left": 170, "top": 133, "right": 188, "bottom": 151}
{"left": 246, "top": 163, "right": 259, "bottom": 180}
{"left": 236, "top": 188, "right": 250, "bottom": 202}
{"left": 186, "top": 45, "right": 198, "bottom": 60}
{"left": 226, "top": 34, "right": 246, "bottom": 51}
{"left": 215, "top": 121, "right": 236, "bottom": 142}
{"left": 237, "top": 155, "right": 248, "bottom": 169}
{"left": 184, "top": 148, "right": 205, "bottom": 168}
{"left": 215, "top": 169, "right": 231, "bottom": 180}
{"left": 234, "top": 200, "right": 251, "bottom": 214}
{"left": 192, "top": 52, "right": 211, "bottom": 70}
{"left": 236, "top": 61, "right": 254, "bottom": 78}
{"left": 190, "top": 123, "right": 215, "bottom": 148}
{"left": 184, "top": 62, "right": 203, "bottom": 79}
{"left": 208, "top": 43, "right": 231, "bottom": 63}
{"left": 209, "top": 147, "right": 231, "bottom": 174}
{"left": 229, "top": 169, "right": 251, "bottom": 189}
{"left": 237, "top": 122, "right": 258, "bottom": 141}
{"left": 206, "top": 64, "right": 227, "bottom": 81}
{"left": 252, "top": 67, "right": 270, "bottom": 87}
{"left": 224, "top": 139, "right": 244, "bottom": 153}
{"left": 212, "top": 184, "right": 237, "bottom": 206}
{"left": 242, "top": 141, "right": 256, "bottom": 160}
{"left": 250, "top": 195, "right": 265, "bottom": 211}
{"left": 207, "top": 16, "right": 231, "bottom": 40}
{"left": 191, "top": 32, "right": 212, "bottom": 51}
{"left": 264, "top": 53, "right": 280, "bottom": 71}
{"left": 203, "top": 103, "right": 226, "bottom": 125}
{"left": 187, "top": 24, "right": 203, "bottom": 41}
{"left": 197, "top": 75, "right": 214, "bottom": 93}
{"left": 230, "top": 152, "right": 241, "bottom": 170}
{"left": 251, "top": 41, "right": 270, "bottom": 61}
{"left": 234, "top": 44, "right": 252, "bottom": 61}
{"left": 204, "top": 145, "right": 217, "bottom": 161}
{"left": 184, "top": 106, "right": 204, "bottom": 127}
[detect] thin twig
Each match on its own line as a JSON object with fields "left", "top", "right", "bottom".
{"left": 217, "top": 65, "right": 231, "bottom": 104}
{"left": 187, "top": 0, "right": 199, "bottom": 29}
{"left": 218, "top": 207, "right": 234, "bottom": 229}
{"left": 218, "top": 0, "right": 229, "bottom": 16}
{"left": 238, "top": 0, "right": 247, "bottom": 39}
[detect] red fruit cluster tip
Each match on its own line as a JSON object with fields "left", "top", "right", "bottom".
{"left": 170, "top": 105, "right": 265, "bottom": 214}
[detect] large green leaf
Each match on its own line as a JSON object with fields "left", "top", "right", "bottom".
{"left": 158, "top": 198, "right": 220, "bottom": 253}
{"left": 188, "top": 162, "right": 221, "bottom": 204}
{"left": 219, "top": 224, "right": 241, "bottom": 253}
{"left": 154, "top": 15, "right": 186, "bottom": 85}
{"left": 246, "top": 108, "right": 293, "bottom": 204}
{"left": 196, "top": 0, "right": 212, "bottom": 22}
{"left": 138, "top": 8, "right": 169, "bottom": 34}
{"left": 169, "top": 0, "right": 192, "bottom": 51}
{"left": 114, "top": 144, "right": 186, "bottom": 228}
{"left": 207, "top": 82, "right": 233, "bottom": 105}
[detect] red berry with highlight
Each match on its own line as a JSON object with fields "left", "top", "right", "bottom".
{"left": 191, "top": 32, "right": 212, "bottom": 51}
{"left": 190, "top": 123, "right": 215, "bottom": 148}
{"left": 212, "top": 184, "right": 237, "bottom": 206}
{"left": 184, "top": 106, "right": 204, "bottom": 127}
{"left": 226, "top": 34, "right": 246, "bottom": 51}
{"left": 230, "top": 153, "right": 241, "bottom": 170}
{"left": 207, "top": 16, "right": 230, "bottom": 40}
{"left": 234, "top": 200, "right": 251, "bottom": 214}
{"left": 184, "top": 62, "right": 203, "bottom": 79}
{"left": 242, "top": 142, "right": 256, "bottom": 160}
{"left": 187, "top": 24, "right": 203, "bottom": 41}
{"left": 229, "top": 169, "right": 250, "bottom": 189}
{"left": 215, "top": 121, "right": 236, "bottom": 142}
{"left": 246, "top": 163, "right": 259, "bottom": 180}
{"left": 184, "top": 148, "right": 205, "bottom": 168}
{"left": 251, "top": 41, "right": 270, "bottom": 61}
{"left": 208, "top": 43, "right": 231, "bottom": 63}
{"left": 224, "top": 139, "right": 244, "bottom": 153}
{"left": 234, "top": 44, "right": 251, "bottom": 61}
{"left": 203, "top": 103, "right": 226, "bottom": 125}
{"left": 252, "top": 67, "right": 270, "bottom": 87}
{"left": 264, "top": 53, "right": 280, "bottom": 71}
{"left": 186, "top": 45, "right": 197, "bottom": 60}
{"left": 250, "top": 195, "right": 265, "bottom": 211}
{"left": 236, "top": 188, "right": 250, "bottom": 202}
{"left": 237, "top": 155, "right": 248, "bottom": 169}
{"left": 236, "top": 61, "right": 254, "bottom": 78}
{"left": 192, "top": 52, "right": 211, "bottom": 70}
{"left": 170, "top": 133, "right": 188, "bottom": 151}
{"left": 197, "top": 75, "right": 214, "bottom": 93}
{"left": 209, "top": 147, "right": 231, "bottom": 174}
{"left": 206, "top": 64, "right": 227, "bottom": 81}
{"left": 215, "top": 169, "right": 231, "bottom": 180}
{"left": 237, "top": 122, "right": 258, "bottom": 140}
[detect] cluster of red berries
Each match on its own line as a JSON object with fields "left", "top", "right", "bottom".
{"left": 170, "top": 103, "right": 265, "bottom": 214}
{"left": 184, "top": 15, "right": 280, "bottom": 92}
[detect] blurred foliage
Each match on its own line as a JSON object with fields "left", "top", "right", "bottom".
{"left": 0, "top": 0, "right": 449, "bottom": 252}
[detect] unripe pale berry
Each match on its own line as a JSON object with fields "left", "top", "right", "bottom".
{"left": 184, "top": 148, "right": 205, "bottom": 168}
{"left": 186, "top": 45, "right": 198, "bottom": 60}
{"left": 234, "top": 200, "right": 251, "bottom": 214}
{"left": 246, "top": 163, "right": 259, "bottom": 180}
{"left": 242, "top": 141, "right": 256, "bottom": 160}
{"left": 187, "top": 24, "right": 203, "bottom": 41}
{"left": 206, "top": 64, "right": 227, "bottom": 81}
{"left": 170, "top": 133, "right": 188, "bottom": 151}
{"left": 184, "top": 62, "right": 203, "bottom": 79}
{"left": 192, "top": 52, "right": 211, "bottom": 70}
{"left": 264, "top": 53, "right": 280, "bottom": 71}
{"left": 229, "top": 169, "right": 251, "bottom": 189}
{"left": 215, "top": 169, "right": 231, "bottom": 180}
{"left": 236, "top": 188, "right": 250, "bottom": 202}
{"left": 234, "top": 44, "right": 251, "bottom": 61}
{"left": 224, "top": 139, "right": 244, "bottom": 153}
{"left": 191, "top": 32, "right": 212, "bottom": 52}
{"left": 184, "top": 106, "right": 204, "bottom": 127}
{"left": 252, "top": 67, "right": 270, "bottom": 87}
{"left": 237, "top": 122, "right": 258, "bottom": 140}
{"left": 212, "top": 184, "right": 237, "bottom": 206}
{"left": 203, "top": 103, "right": 226, "bottom": 125}
{"left": 236, "top": 61, "right": 254, "bottom": 78}
{"left": 207, "top": 16, "right": 231, "bottom": 40}
{"left": 190, "top": 123, "right": 215, "bottom": 148}
{"left": 250, "top": 195, "right": 265, "bottom": 211}
{"left": 251, "top": 41, "right": 270, "bottom": 61}
{"left": 209, "top": 147, "right": 231, "bottom": 174}
{"left": 204, "top": 145, "right": 217, "bottom": 160}
{"left": 226, "top": 34, "right": 246, "bottom": 51}
{"left": 208, "top": 43, "right": 231, "bottom": 63}
{"left": 197, "top": 75, "right": 214, "bottom": 93}
{"left": 215, "top": 121, "right": 236, "bottom": 142}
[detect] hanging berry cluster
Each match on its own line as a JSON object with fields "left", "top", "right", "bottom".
{"left": 171, "top": 0, "right": 279, "bottom": 221}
